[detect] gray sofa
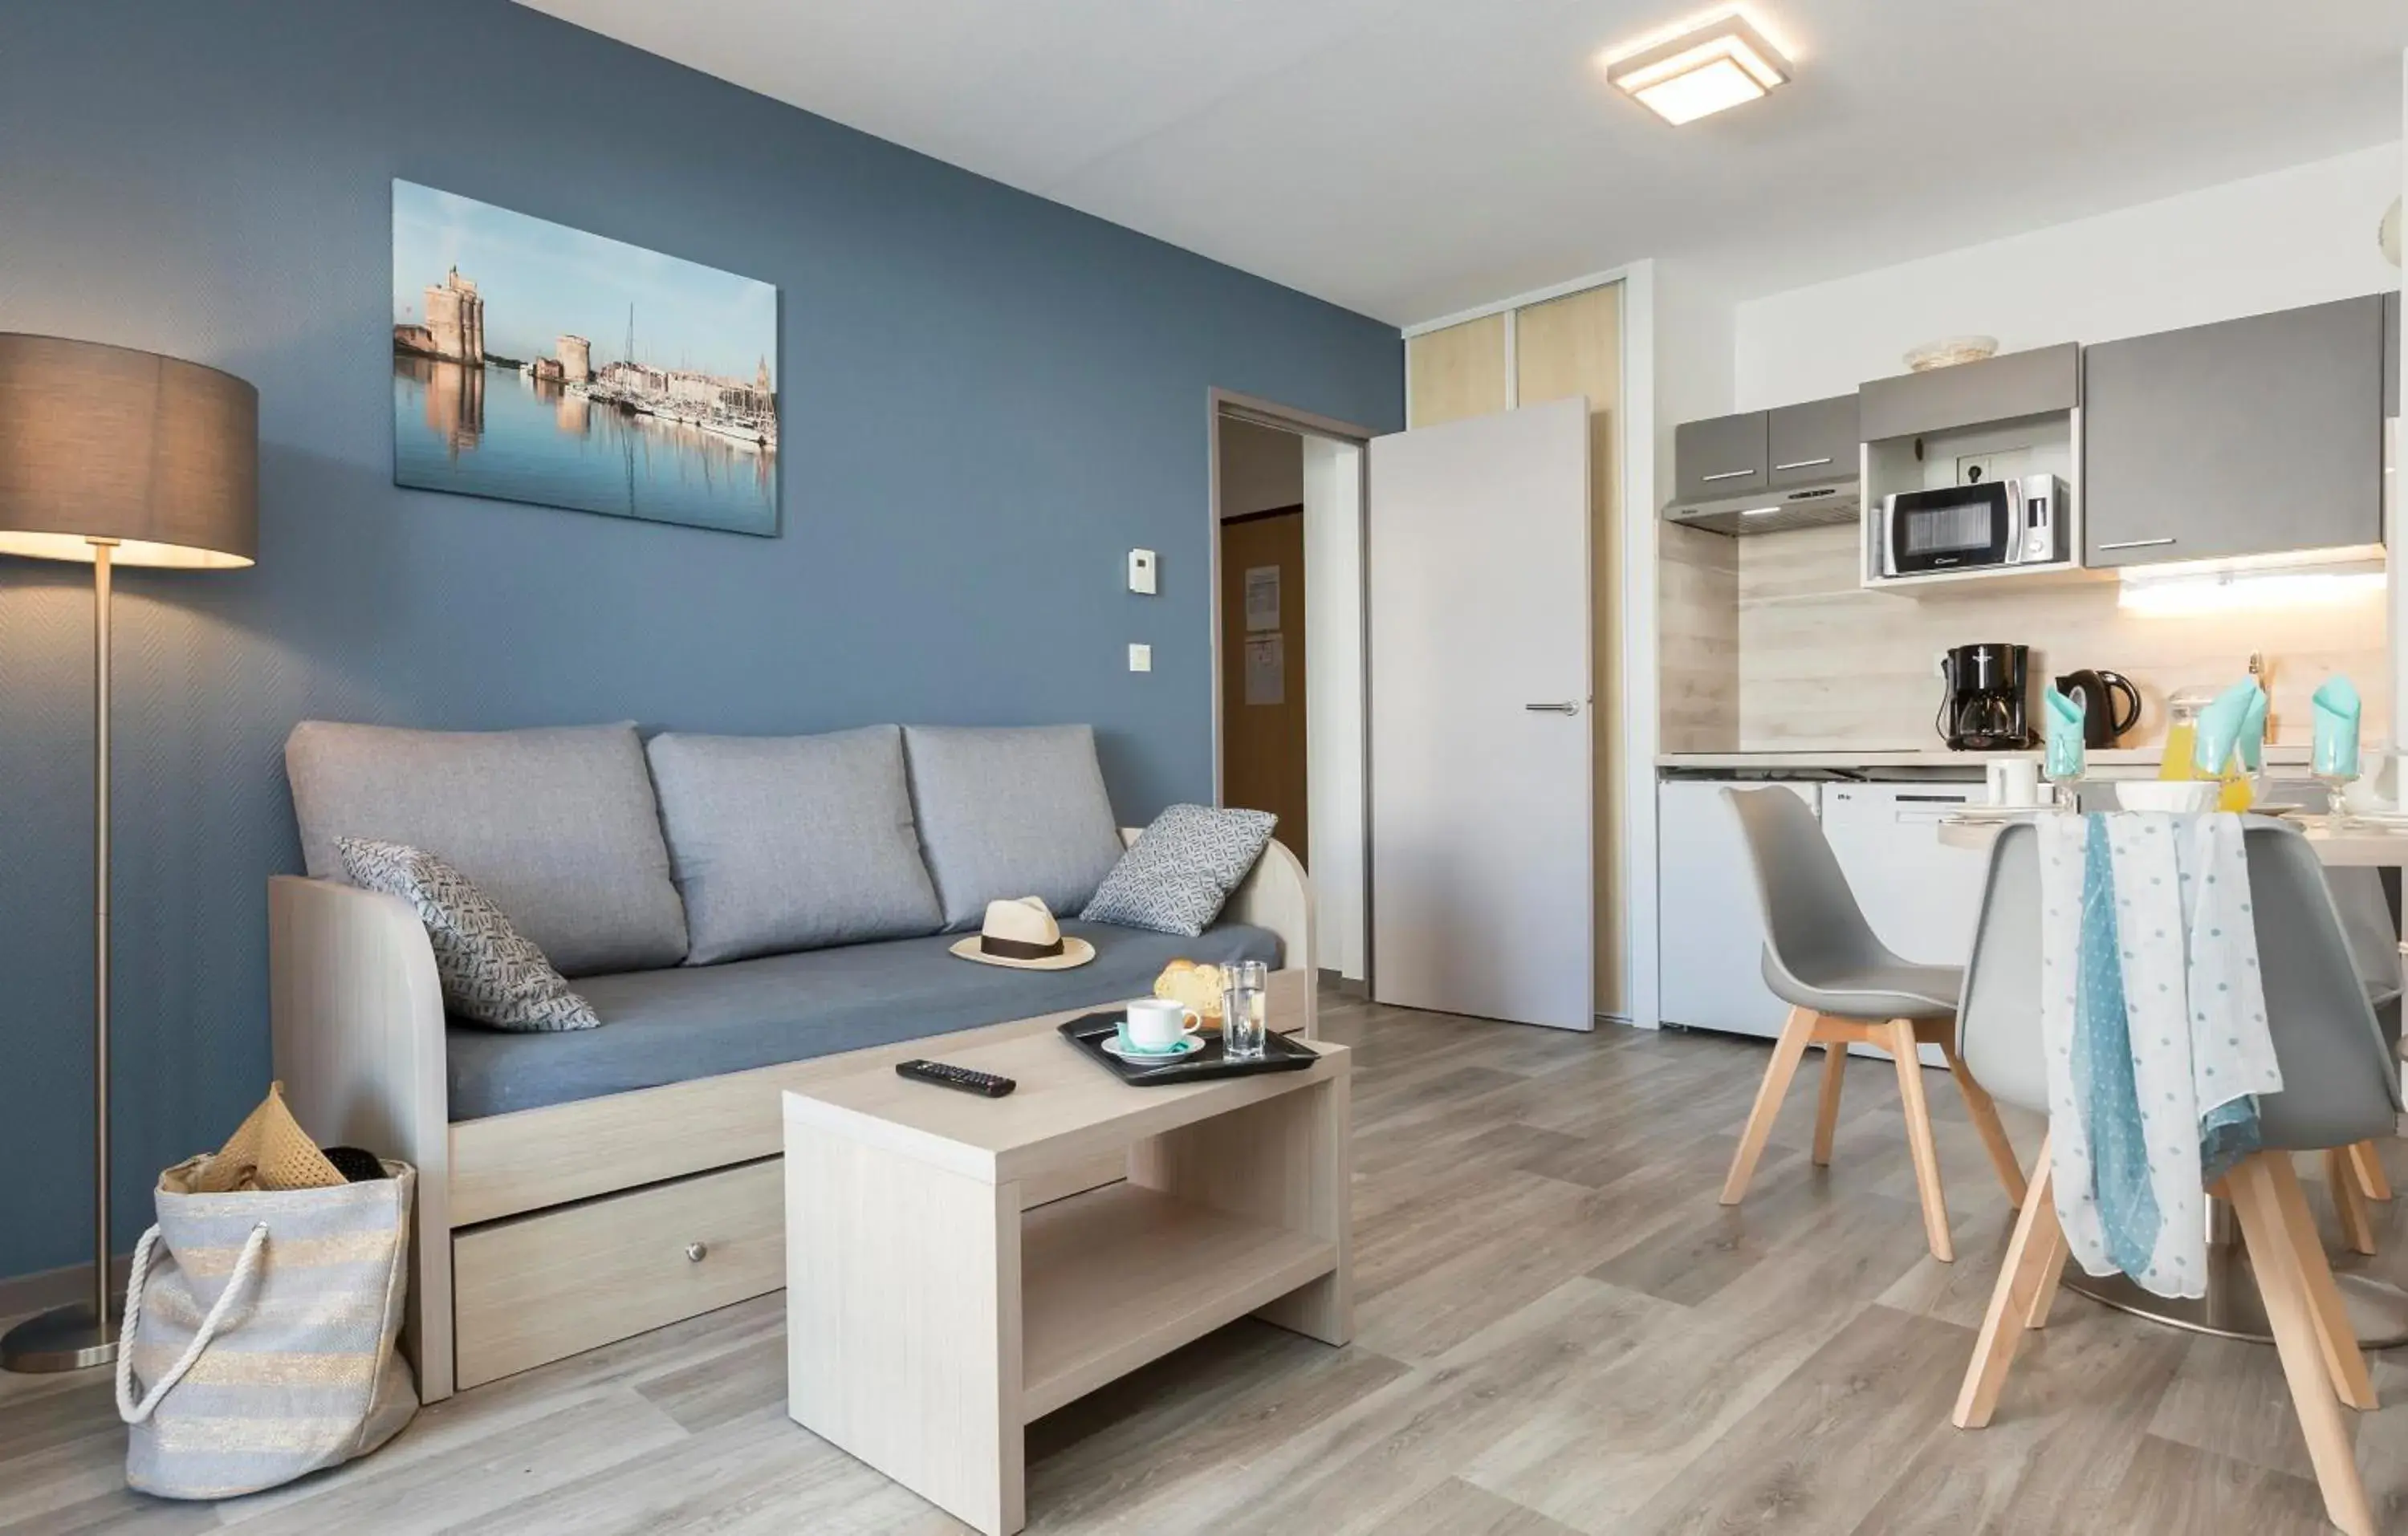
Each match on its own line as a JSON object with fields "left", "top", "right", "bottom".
{"left": 270, "top": 719, "right": 1316, "bottom": 1399}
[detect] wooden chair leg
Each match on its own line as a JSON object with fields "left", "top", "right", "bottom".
{"left": 1721, "top": 1007, "right": 1819, "bottom": 1205}
{"left": 1811, "top": 1038, "right": 1848, "bottom": 1167}
{"left": 2226, "top": 1155, "right": 2377, "bottom": 1536}
{"left": 1940, "top": 1036, "right": 2027, "bottom": 1207}
{"left": 2346, "top": 1140, "right": 2393, "bottom": 1202}
{"left": 2024, "top": 1220, "right": 2068, "bottom": 1330}
{"left": 2326, "top": 1148, "right": 2380, "bottom": 1257}
{"left": 1887, "top": 1018, "right": 1954, "bottom": 1263}
{"left": 1954, "top": 1134, "right": 2056, "bottom": 1428}
{"left": 2278, "top": 1156, "right": 2379, "bottom": 1411}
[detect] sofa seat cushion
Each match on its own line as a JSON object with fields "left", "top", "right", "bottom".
{"left": 445, "top": 920, "right": 1285, "bottom": 1119}
{"left": 287, "top": 721, "right": 687, "bottom": 976}
{"left": 902, "top": 725, "right": 1125, "bottom": 930}
{"left": 645, "top": 725, "right": 943, "bottom": 964}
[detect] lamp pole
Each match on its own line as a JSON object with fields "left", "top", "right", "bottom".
{"left": 89, "top": 538, "right": 114, "bottom": 1351}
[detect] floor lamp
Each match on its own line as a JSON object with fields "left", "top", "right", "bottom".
{"left": 0, "top": 335, "right": 258, "bottom": 1373}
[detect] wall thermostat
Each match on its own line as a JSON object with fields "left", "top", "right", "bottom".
{"left": 1128, "top": 548, "right": 1157, "bottom": 595}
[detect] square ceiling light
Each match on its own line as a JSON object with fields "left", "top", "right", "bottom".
{"left": 1605, "top": 11, "right": 1790, "bottom": 125}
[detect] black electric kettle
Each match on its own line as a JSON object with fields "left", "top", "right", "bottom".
{"left": 2053, "top": 669, "right": 2143, "bottom": 748}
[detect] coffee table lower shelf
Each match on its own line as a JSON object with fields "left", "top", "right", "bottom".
{"left": 1021, "top": 1182, "right": 1338, "bottom": 1419}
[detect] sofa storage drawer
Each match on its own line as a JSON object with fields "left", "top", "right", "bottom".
{"left": 454, "top": 1159, "right": 783, "bottom": 1388}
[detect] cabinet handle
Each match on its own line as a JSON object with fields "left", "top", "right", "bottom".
{"left": 1524, "top": 701, "right": 1581, "bottom": 715}
{"left": 1773, "top": 457, "right": 1833, "bottom": 471}
{"left": 1700, "top": 469, "right": 1755, "bottom": 482}
{"left": 2095, "top": 537, "right": 2177, "bottom": 551}
{"left": 685, "top": 1241, "right": 710, "bottom": 1263}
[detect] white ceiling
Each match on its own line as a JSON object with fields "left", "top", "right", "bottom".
{"left": 518, "top": 0, "right": 2407, "bottom": 324}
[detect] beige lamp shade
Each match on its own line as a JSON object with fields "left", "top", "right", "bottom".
{"left": 0, "top": 333, "right": 258, "bottom": 568}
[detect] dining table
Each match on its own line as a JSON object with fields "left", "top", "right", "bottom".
{"left": 1935, "top": 807, "right": 2408, "bottom": 1349}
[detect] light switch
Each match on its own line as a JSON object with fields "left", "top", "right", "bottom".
{"left": 1128, "top": 548, "right": 1157, "bottom": 595}
{"left": 1128, "top": 643, "right": 1152, "bottom": 673}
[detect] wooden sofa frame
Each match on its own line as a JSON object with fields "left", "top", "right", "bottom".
{"left": 270, "top": 834, "right": 1316, "bottom": 1402}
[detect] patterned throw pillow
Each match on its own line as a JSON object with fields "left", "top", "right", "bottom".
{"left": 1081, "top": 805, "right": 1277, "bottom": 938}
{"left": 338, "top": 839, "right": 601, "bottom": 1032}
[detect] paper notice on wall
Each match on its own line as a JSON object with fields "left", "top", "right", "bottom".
{"left": 1243, "top": 565, "right": 1281, "bottom": 632}
{"left": 1244, "top": 633, "right": 1285, "bottom": 706}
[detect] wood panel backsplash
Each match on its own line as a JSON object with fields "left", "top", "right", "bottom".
{"left": 1699, "top": 524, "right": 2390, "bottom": 752}
{"left": 1661, "top": 521, "right": 1739, "bottom": 752}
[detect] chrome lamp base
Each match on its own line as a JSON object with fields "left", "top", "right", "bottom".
{"left": 0, "top": 1300, "right": 120, "bottom": 1373}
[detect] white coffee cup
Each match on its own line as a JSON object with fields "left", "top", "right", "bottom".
{"left": 1121, "top": 998, "right": 1202, "bottom": 1054}
{"left": 1985, "top": 759, "right": 2041, "bottom": 807}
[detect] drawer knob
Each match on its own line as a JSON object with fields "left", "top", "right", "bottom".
{"left": 685, "top": 1241, "right": 709, "bottom": 1263}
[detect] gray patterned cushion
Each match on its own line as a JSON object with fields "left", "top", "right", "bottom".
{"left": 340, "top": 839, "right": 600, "bottom": 1032}
{"left": 1080, "top": 805, "right": 1277, "bottom": 937}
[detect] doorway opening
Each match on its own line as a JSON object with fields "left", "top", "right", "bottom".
{"left": 1210, "top": 396, "right": 1369, "bottom": 991}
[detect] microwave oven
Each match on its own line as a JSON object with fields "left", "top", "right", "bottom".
{"left": 1881, "top": 474, "right": 2065, "bottom": 577}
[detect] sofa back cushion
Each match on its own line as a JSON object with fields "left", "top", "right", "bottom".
{"left": 645, "top": 726, "right": 944, "bottom": 965}
{"left": 286, "top": 721, "right": 688, "bottom": 976}
{"left": 902, "top": 725, "right": 1124, "bottom": 930}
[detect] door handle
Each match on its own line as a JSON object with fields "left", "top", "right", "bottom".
{"left": 2096, "top": 537, "right": 2176, "bottom": 551}
{"left": 1524, "top": 701, "right": 1582, "bottom": 715}
{"left": 1700, "top": 469, "right": 1755, "bottom": 482}
{"left": 1773, "top": 457, "right": 1833, "bottom": 471}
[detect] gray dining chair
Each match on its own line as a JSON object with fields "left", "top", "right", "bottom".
{"left": 1717, "top": 786, "right": 2027, "bottom": 1263}
{"left": 2324, "top": 867, "right": 2400, "bottom": 1248}
{"left": 1951, "top": 821, "right": 2400, "bottom": 1536}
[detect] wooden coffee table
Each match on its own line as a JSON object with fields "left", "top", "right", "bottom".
{"left": 781, "top": 1028, "right": 1352, "bottom": 1536}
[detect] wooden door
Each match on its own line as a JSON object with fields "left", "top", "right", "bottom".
{"left": 1220, "top": 509, "right": 1308, "bottom": 860}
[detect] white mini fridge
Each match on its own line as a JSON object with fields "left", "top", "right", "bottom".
{"left": 1658, "top": 779, "right": 1816, "bottom": 1039}
{"left": 1658, "top": 778, "right": 1993, "bottom": 1049}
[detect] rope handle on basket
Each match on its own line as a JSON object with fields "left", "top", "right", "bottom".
{"left": 116, "top": 1221, "right": 270, "bottom": 1425}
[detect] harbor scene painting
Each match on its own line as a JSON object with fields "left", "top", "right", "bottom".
{"left": 392, "top": 180, "right": 779, "bottom": 535}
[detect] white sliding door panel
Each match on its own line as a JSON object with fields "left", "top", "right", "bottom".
{"left": 1368, "top": 396, "right": 1592, "bottom": 1030}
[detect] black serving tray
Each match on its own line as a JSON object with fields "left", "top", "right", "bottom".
{"left": 1057, "top": 1010, "right": 1320, "bottom": 1086}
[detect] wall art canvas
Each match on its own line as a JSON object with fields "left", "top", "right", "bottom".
{"left": 392, "top": 180, "right": 780, "bottom": 535}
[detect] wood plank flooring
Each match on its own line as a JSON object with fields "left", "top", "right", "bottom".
{"left": 14, "top": 988, "right": 2408, "bottom": 1534}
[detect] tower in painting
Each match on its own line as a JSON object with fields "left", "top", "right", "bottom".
{"left": 556, "top": 334, "right": 592, "bottom": 384}
{"left": 421, "top": 266, "right": 485, "bottom": 364}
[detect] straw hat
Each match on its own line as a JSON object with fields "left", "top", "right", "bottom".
{"left": 950, "top": 896, "right": 1096, "bottom": 970}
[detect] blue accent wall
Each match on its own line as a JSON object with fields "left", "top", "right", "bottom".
{"left": 0, "top": 0, "right": 1401, "bottom": 1280}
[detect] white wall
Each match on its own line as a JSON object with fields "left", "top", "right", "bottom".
{"left": 1218, "top": 417, "right": 1304, "bottom": 517}
{"left": 1735, "top": 142, "right": 2403, "bottom": 410}
{"left": 2395, "top": 53, "right": 2406, "bottom": 761}
{"left": 1303, "top": 435, "right": 1365, "bottom": 981}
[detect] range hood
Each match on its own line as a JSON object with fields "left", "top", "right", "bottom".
{"left": 1664, "top": 474, "right": 1860, "bottom": 536}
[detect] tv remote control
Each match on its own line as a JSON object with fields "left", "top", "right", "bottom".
{"left": 895, "top": 1059, "right": 1016, "bottom": 1097}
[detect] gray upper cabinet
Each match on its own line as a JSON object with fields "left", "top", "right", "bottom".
{"left": 2386, "top": 289, "right": 2398, "bottom": 420}
{"left": 1674, "top": 411, "right": 1767, "bottom": 500}
{"left": 1859, "top": 343, "right": 2079, "bottom": 441}
{"left": 2083, "top": 295, "right": 2385, "bottom": 568}
{"left": 1767, "top": 394, "right": 1858, "bottom": 487}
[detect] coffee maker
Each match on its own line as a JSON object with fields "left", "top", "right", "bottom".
{"left": 1938, "top": 642, "right": 2035, "bottom": 750}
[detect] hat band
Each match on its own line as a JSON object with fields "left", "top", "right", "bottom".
{"left": 981, "top": 934, "right": 1064, "bottom": 961}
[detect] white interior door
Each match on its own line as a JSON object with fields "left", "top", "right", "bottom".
{"left": 1369, "top": 396, "right": 1592, "bottom": 1029}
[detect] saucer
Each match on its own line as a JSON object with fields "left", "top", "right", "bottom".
{"left": 1101, "top": 1033, "right": 1206, "bottom": 1061}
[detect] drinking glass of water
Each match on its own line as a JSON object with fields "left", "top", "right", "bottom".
{"left": 1220, "top": 961, "right": 1269, "bottom": 1061}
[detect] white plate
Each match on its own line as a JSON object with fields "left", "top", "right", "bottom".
{"left": 1100, "top": 1033, "right": 1206, "bottom": 1061}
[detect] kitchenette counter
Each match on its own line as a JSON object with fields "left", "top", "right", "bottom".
{"left": 1658, "top": 745, "right": 2317, "bottom": 771}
